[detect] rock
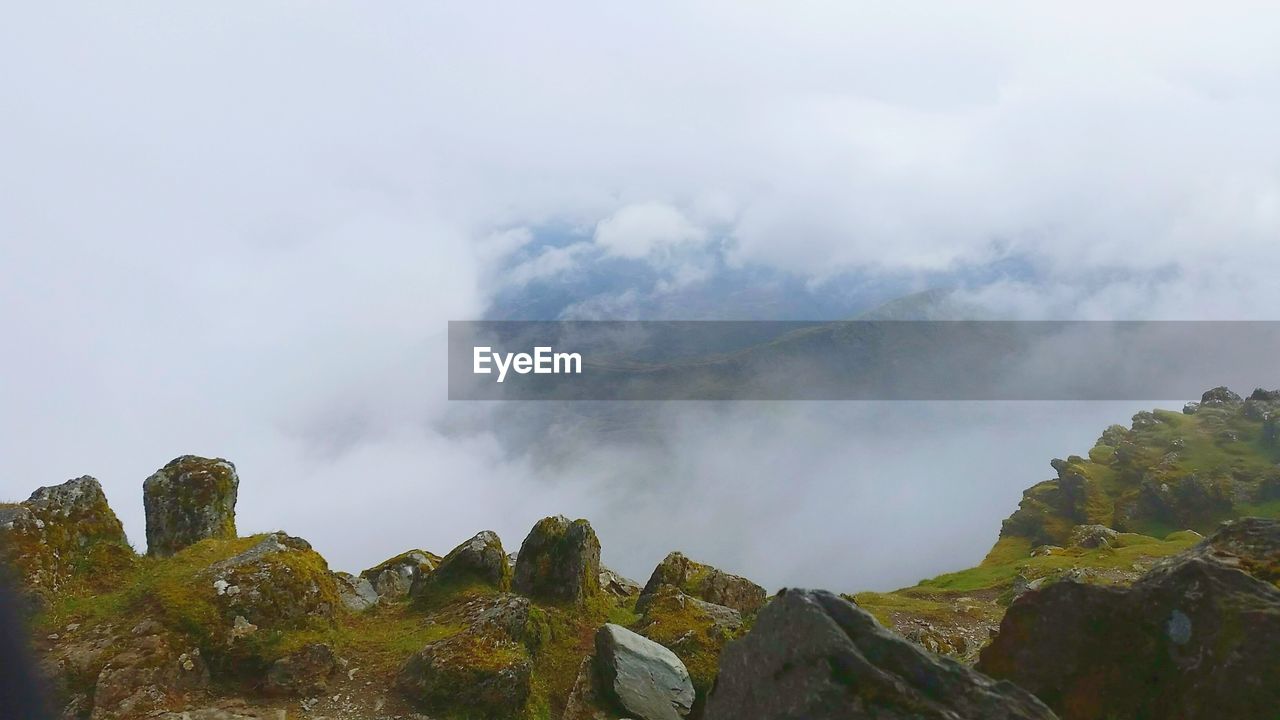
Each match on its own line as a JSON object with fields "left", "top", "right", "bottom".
{"left": 396, "top": 594, "right": 533, "bottom": 718}
{"left": 143, "top": 456, "right": 239, "bottom": 557}
{"left": 201, "top": 533, "right": 341, "bottom": 634}
{"left": 334, "top": 572, "right": 379, "bottom": 611}
{"left": 978, "top": 518, "right": 1280, "bottom": 719}
{"left": 1068, "top": 524, "right": 1119, "bottom": 549}
{"left": 1200, "top": 386, "right": 1243, "bottom": 408}
{"left": 512, "top": 515, "right": 601, "bottom": 605}
{"left": 87, "top": 623, "right": 209, "bottom": 719}
{"left": 1030, "top": 545, "right": 1063, "bottom": 557}
{"left": 1182, "top": 401, "right": 1199, "bottom": 414}
{"left": 638, "top": 552, "right": 766, "bottom": 615}
{"left": 562, "top": 656, "right": 612, "bottom": 720}
{"left": 599, "top": 566, "right": 642, "bottom": 599}
{"left": 410, "top": 531, "right": 511, "bottom": 602}
{"left": 704, "top": 589, "right": 1057, "bottom": 720}
{"left": 634, "top": 585, "right": 742, "bottom": 709}
{"left": 0, "top": 476, "right": 132, "bottom": 593}
{"left": 595, "top": 623, "right": 695, "bottom": 720}
{"left": 360, "top": 549, "right": 439, "bottom": 600}
{"left": 263, "top": 643, "right": 338, "bottom": 697}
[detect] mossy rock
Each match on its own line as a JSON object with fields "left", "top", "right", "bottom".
{"left": 0, "top": 476, "right": 134, "bottom": 596}
{"left": 633, "top": 585, "right": 743, "bottom": 706}
{"left": 638, "top": 551, "right": 766, "bottom": 615}
{"left": 512, "top": 516, "right": 602, "bottom": 606}
{"left": 360, "top": 549, "right": 440, "bottom": 601}
{"left": 143, "top": 456, "right": 239, "bottom": 558}
{"left": 412, "top": 531, "right": 512, "bottom": 606}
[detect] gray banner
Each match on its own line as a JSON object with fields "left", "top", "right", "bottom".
{"left": 447, "top": 321, "right": 1280, "bottom": 400}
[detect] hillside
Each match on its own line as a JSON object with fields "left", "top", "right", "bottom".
{"left": 2, "top": 387, "right": 1279, "bottom": 719}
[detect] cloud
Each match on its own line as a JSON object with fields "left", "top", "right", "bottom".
{"left": 3, "top": 1, "right": 1280, "bottom": 594}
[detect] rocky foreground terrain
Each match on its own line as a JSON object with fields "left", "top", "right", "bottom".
{"left": 3, "top": 387, "right": 1279, "bottom": 719}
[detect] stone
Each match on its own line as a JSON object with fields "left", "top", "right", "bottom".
{"left": 595, "top": 623, "right": 694, "bottom": 720}
{"left": 263, "top": 643, "right": 338, "bottom": 697}
{"left": 638, "top": 552, "right": 766, "bottom": 615}
{"left": 202, "top": 533, "right": 340, "bottom": 633}
{"left": 562, "top": 656, "right": 613, "bottom": 720}
{"left": 599, "top": 566, "right": 642, "bottom": 599}
{"left": 410, "top": 531, "right": 511, "bottom": 602}
{"left": 334, "top": 572, "right": 379, "bottom": 611}
{"left": 978, "top": 518, "right": 1280, "bottom": 719}
{"left": 396, "top": 594, "right": 533, "bottom": 718}
{"left": 360, "top": 549, "right": 439, "bottom": 600}
{"left": 512, "top": 515, "right": 601, "bottom": 605}
{"left": 86, "top": 624, "right": 209, "bottom": 719}
{"left": 704, "top": 588, "right": 1057, "bottom": 720}
{"left": 634, "top": 585, "right": 742, "bottom": 708}
{"left": 1200, "top": 386, "right": 1243, "bottom": 407}
{"left": 143, "top": 456, "right": 239, "bottom": 557}
{"left": 1068, "top": 524, "right": 1120, "bottom": 549}
{"left": 0, "top": 476, "right": 131, "bottom": 593}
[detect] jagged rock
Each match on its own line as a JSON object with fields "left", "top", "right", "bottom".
{"left": 411, "top": 531, "right": 511, "bottom": 602}
{"left": 635, "top": 584, "right": 742, "bottom": 704}
{"left": 0, "top": 476, "right": 131, "bottom": 593}
{"left": 978, "top": 519, "right": 1280, "bottom": 719}
{"left": 1183, "top": 401, "right": 1200, "bottom": 414}
{"left": 638, "top": 552, "right": 766, "bottom": 615}
{"left": 396, "top": 594, "right": 533, "bottom": 718}
{"left": 143, "top": 456, "right": 239, "bottom": 557}
{"left": 263, "top": 643, "right": 338, "bottom": 697}
{"left": 360, "top": 549, "right": 439, "bottom": 600}
{"left": 599, "top": 566, "right": 642, "bottom": 599}
{"left": 595, "top": 623, "right": 694, "bottom": 720}
{"left": 512, "top": 515, "right": 601, "bottom": 605}
{"left": 334, "top": 572, "right": 379, "bottom": 611}
{"left": 705, "top": 589, "right": 1057, "bottom": 720}
{"left": 1068, "top": 524, "right": 1119, "bottom": 549}
{"left": 1030, "top": 545, "right": 1064, "bottom": 557}
{"left": 202, "top": 533, "right": 340, "bottom": 634}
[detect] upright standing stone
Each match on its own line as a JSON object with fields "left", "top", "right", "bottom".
{"left": 513, "top": 515, "right": 602, "bottom": 605}
{"left": 143, "top": 455, "right": 239, "bottom": 557}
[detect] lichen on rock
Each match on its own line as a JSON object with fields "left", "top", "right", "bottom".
{"left": 143, "top": 456, "right": 239, "bottom": 558}
{"left": 512, "top": 515, "right": 602, "bottom": 606}
{"left": 638, "top": 551, "right": 766, "bottom": 615}
{"left": 411, "top": 531, "right": 511, "bottom": 604}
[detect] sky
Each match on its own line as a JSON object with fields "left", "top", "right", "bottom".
{"left": 3, "top": 3, "right": 1280, "bottom": 591}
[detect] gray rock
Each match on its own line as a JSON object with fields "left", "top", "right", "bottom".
{"left": 704, "top": 588, "right": 1057, "bottom": 720}
{"left": 143, "top": 456, "right": 239, "bottom": 557}
{"left": 334, "top": 572, "right": 379, "bottom": 611}
{"left": 594, "top": 623, "right": 694, "bottom": 720}
{"left": 599, "top": 566, "right": 643, "bottom": 598}
{"left": 0, "top": 476, "right": 130, "bottom": 592}
{"left": 512, "top": 515, "right": 601, "bottom": 604}
{"left": 263, "top": 643, "right": 338, "bottom": 696}
{"left": 1069, "top": 524, "right": 1120, "bottom": 549}
{"left": 360, "top": 550, "right": 439, "bottom": 600}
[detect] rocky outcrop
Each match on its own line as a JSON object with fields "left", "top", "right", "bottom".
{"left": 360, "top": 549, "right": 439, "bottom": 600}
{"left": 396, "top": 593, "right": 534, "bottom": 718}
{"left": 978, "top": 518, "right": 1280, "bottom": 720}
{"left": 411, "top": 531, "right": 511, "bottom": 602}
{"left": 1068, "top": 524, "right": 1119, "bottom": 549}
{"left": 143, "top": 456, "right": 239, "bottom": 557}
{"left": 512, "top": 515, "right": 601, "bottom": 605}
{"left": 638, "top": 552, "right": 766, "bottom": 615}
{"left": 0, "top": 476, "right": 131, "bottom": 594}
{"left": 263, "top": 643, "right": 338, "bottom": 697}
{"left": 595, "top": 623, "right": 695, "bottom": 720}
{"left": 599, "top": 566, "right": 642, "bottom": 599}
{"left": 705, "top": 588, "right": 1057, "bottom": 720}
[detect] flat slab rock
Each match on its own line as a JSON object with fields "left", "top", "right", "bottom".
{"left": 704, "top": 588, "right": 1058, "bottom": 720}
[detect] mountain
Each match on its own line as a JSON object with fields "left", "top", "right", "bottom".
{"left": 3, "top": 386, "right": 1279, "bottom": 719}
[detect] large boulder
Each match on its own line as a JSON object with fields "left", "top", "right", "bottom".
{"left": 978, "top": 518, "right": 1280, "bottom": 720}
{"left": 512, "top": 515, "right": 601, "bottom": 605}
{"left": 360, "top": 549, "right": 439, "bottom": 600}
{"left": 595, "top": 623, "right": 695, "bottom": 720}
{"left": 143, "top": 456, "right": 239, "bottom": 557}
{"left": 0, "top": 476, "right": 132, "bottom": 593}
{"left": 334, "top": 571, "right": 379, "bottom": 611}
{"left": 263, "top": 643, "right": 338, "bottom": 697}
{"left": 411, "top": 531, "right": 511, "bottom": 603}
{"left": 638, "top": 552, "right": 766, "bottom": 615}
{"left": 200, "top": 532, "right": 341, "bottom": 633}
{"left": 704, "top": 589, "right": 1057, "bottom": 720}
{"left": 396, "top": 593, "right": 534, "bottom": 718}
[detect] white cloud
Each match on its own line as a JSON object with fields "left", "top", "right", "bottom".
{"left": 594, "top": 202, "right": 708, "bottom": 260}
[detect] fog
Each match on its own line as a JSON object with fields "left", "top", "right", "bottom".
{"left": 3, "top": 3, "right": 1280, "bottom": 592}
